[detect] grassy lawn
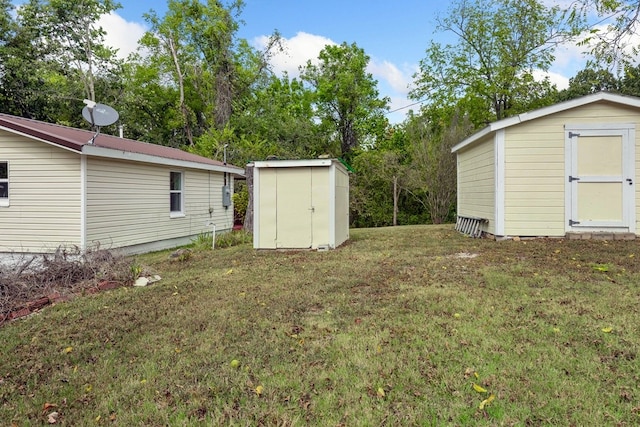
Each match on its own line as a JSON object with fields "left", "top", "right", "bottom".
{"left": 1, "top": 225, "right": 640, "bottom": 426}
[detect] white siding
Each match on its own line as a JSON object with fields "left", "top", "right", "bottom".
{"left": 85, "top": 157, "right": 233, "bottom": 252}
{"left": 457, "top": 135, "right": 495, "bottom": 234}
{"left": 0, "top": 131, "right": 81, "bottom": 252}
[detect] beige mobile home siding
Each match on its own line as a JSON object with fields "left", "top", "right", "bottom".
{"left": 85, "top": 157, "right": 233, "bottom": 250}
{"left": 456, "top": 136, "right": 495, "bottom": 234}
{"left": 503, "top": 102, "right": 640, "bottom": 236}
{"left": 0, "top": 132, "right": 81, "bottom": 252}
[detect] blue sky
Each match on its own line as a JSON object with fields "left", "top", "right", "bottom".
{"left": 14, "top": 1, "right": 593, "bottom": 122}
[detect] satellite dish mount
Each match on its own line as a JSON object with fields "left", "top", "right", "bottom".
{"left": 82, "top": 99, "right": 119, "bottom": 144}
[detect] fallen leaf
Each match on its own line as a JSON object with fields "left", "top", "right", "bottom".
{"left": 225, "top": 269, "right": 233, "bottom": 275}
{"left": 255, "top": 385, "right": 264, "bottom": 396}
{"left": 63, "top": 347, "right": 73, "bottom": 354}
{"left": 47, "top": 411, "right": 59, "bottom": 424}
{"left": 479, "top": 394, "right": 495, "bottom": 410}
{"left": 377, "top": 387, "right": 386, "bottom": 397}
{"left": 472, "top": 383, "right": 488, "bottom": 393}
{"left": 95, "top": 415, "right": 101, "bottom": 422}
{"left": 601, "top": 327, "right": 613, "bottom": 333}
{"left": 42, "top": 402, "right": 57, "bottom": 413}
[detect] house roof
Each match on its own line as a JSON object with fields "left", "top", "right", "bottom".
{"left": 452, "top": 92, "right": 640, "bottom": 153}
{"left": 0, "top": 113, "right": 244, "bottom": 175}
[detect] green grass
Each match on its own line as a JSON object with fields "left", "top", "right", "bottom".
{"left": 2, "top": 225, "right": 640, "bottom": 425}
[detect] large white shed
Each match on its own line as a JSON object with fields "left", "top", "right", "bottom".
{"left": 452, "top": 92, "right": 640, "bottom": 239}
{"left": 252, "top": 159, "right": 349, "bottom": 249}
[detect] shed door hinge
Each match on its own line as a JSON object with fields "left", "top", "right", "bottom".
{"left": 569, "top": 219, "right": 581, "bottom": 226}
{"left": 568, "top": 176, "right": 580, "bottom": 182}
{"left": 568, "top": 131, "right": 580, "bottom": 138}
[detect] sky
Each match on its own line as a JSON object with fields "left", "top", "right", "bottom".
{"left": 45, "top": 1, "right": 596, "bottom": 123}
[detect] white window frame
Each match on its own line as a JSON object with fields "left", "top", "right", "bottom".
{"left": 0, "top": 161, "right": 8, "bottom": 207}
{"left": 170, "top": 171, "right": 184, "bottom": 217}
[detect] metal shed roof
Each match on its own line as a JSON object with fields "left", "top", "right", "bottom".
{"left": 0, "top": 113, "right": 244, "bottom": 175}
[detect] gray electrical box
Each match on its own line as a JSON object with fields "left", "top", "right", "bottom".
{"left": 222, "top": 185, "right": 231, "bottom": 207}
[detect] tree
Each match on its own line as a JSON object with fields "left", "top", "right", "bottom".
{"left": 556, "top": 67, "right": 619, "bottom": 101}
{"left": 565, "top": 1, "right": 640, "bottom": 68}
{"left": 411, "top": 0, "right": 569, "bottom": 126}
{"left": 405, "top": 109, "right": 473, "bottom": 224}
{"left": 132, "top": 0, "right": 281, "bottom": 148}
{"left": 299, "top": 42, "right": 389, "bottom": 159}
{"left": 21, "top": 0, "right": 122, "bottom": 103}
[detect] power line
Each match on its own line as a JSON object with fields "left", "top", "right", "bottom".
{"left": 385, "top": 98, "right": 428, "bottom": 115}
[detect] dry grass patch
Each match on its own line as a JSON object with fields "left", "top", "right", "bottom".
{"left": 1, "top": 225, "right": 639, "bottom": 425}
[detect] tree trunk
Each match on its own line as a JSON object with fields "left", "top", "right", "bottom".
{"left": 167, "top": 36, "right": 193, "bottom": 146}
{"left": 393, "top": 175, "right": 398, "bottom": 226}
{"left": 243, "top": 163, "right": 254, "bottom": 233}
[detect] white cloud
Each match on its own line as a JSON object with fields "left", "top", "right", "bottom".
{"left": 99, "top": 12, "right": 147, "bottom": 59}
{"left": 253, "top": 32, "right": 336, "bottom": 77}
{"left": 367, "top": 60, "right": 413, "bottom": 95}
{"left": 532, "top": 69, "right": 570, "bottom": 90}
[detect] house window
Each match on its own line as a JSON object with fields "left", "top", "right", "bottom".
{"left": 170, "top": 171, "right": 183, "bottom": 215}
{"left": 0, "top": 161, "right": 8, "bottom": 207}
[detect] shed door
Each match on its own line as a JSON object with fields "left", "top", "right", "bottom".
{"left": 567, "top": 128, "right": 635, "bottom": 231}
{"left": 275, "top": 167, "right": 313, "bottom": 248}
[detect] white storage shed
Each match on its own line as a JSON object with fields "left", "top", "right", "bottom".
{"left": 252, "top": 159, "right": 349, "bottom": 249}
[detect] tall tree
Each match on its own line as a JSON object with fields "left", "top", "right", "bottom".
{"left": 299, "top": 42, "right": 389, "bottom": 159}
{"left": 565, "top": 1, "right": 640, "bottom": 68}
{"left": 20, "top": 0, "right": 122, "bottom": 103}
{"left": 411, "top": 0, "right": 568, "bottom": 125}
{"left": 134, "top": 0, "right": 281, "bottom": 147}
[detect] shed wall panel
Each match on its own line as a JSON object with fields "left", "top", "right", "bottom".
{"left": 257, "top": 169, "right": 278, "bottom": 248}
{"left": 456, "top": 136, "right": 495, "bottom": 234}
{"left": 0, "top": 132, "right": 81, "bottom": 252}
{"left": 334, "top": 166, "right": 350, "bottom": 247}
{"left": 311, "top": 167, "right": 330, "bottom": 247}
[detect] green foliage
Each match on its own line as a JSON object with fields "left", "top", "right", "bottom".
{"left": 556, "top": 67, "right": 619, "bottom": 101}
{"left": 300, "top": 42, "right": 389, "bottom": 159}
{"left": 214, "top": 229, "right": 252, "bottom": 248}
{"left": 232, "top": 182, "right": 249, "bottom": 224}
{"left": 412, "top": 0, "right": 567, "bottom": 125}
{"left": 564, "top": 0, "right": 640, "bottom": 69}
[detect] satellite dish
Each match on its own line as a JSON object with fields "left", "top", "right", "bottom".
{"left": 82, "top": 100, "right": 119, "bottom": 127}
{"left": 81, "top": 99, "right": 120, "bottom": 144}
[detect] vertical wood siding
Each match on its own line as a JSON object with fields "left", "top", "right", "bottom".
{"left": 85, "top": 157, "right": 233, "bottom": 250}
{"left": 503, "top": 103, "right": 640, "bottom": 236}
{"left": 0, "top": 132, "right": 81, "bottom": 252}
{"left": 457, "top": 136, "right": 495, "bottom": 234}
